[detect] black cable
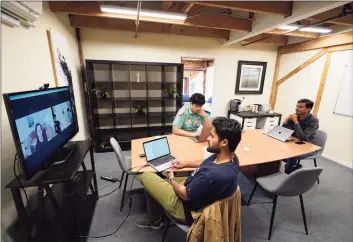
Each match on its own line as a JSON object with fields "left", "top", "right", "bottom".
{"left": 98, "top": 164, "right": 149, "bottom": 198}
{"left": 77, "top": 165, "right": 149, "bottom": 239}
{"left": 98, "top": 187, "right": 119, "bottom": 198}
{"left": 13, "top": 153, "right": 32, "bottom": 212}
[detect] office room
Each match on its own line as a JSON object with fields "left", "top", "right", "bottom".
{"left": 1, "top": 1, "right": 352, "bottom": 242}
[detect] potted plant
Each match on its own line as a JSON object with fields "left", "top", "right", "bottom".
{"left": 100, "top": 141, "right": 110, "bottom": 149}
{"left": 133, "top": 104, "right": 147, "bottom": 115}
{"left": 91, "top": 88, "right": 102, "bottom": 98}
{"left": 164, "top": 86, "right": 180, "bottom": 99}
{"left": 91, "top": 88, "right": 111, "bottom": 99}
{"left": 102, "top": 89, "right": 111, "bottom": 99}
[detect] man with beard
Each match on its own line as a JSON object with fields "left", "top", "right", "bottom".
{"left": 135, "top": 117, "right": 241, "bottom": 228}
{"left": 282, "top": 98, "right": 319, "bottom": 174}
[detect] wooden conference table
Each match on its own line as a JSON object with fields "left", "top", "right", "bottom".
{"left": 130, "top": 130, "right": 321, "bottom": 174}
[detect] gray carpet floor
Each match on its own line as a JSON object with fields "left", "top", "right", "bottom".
{"left": 83, "top": 152, "right": 353, "bottom": 242}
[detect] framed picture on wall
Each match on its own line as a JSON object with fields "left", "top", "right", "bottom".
{"left": 47, "top": 29, "right": 73, "bottom": 88}
{"left": 235, "top": 61, "right": 267, "bottom": 94}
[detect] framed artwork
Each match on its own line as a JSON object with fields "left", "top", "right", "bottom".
{"left": 235, "top": 61, "right": 267, "bottom": 94}
{"left": 47, "top": 29, "right": 73, "bottom": 88}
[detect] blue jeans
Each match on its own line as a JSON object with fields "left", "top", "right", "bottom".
{"left": 285, "top": 151, "right": 316, "bottom": 170}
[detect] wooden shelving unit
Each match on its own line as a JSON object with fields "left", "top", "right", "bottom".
{"left": 85, "top": 60, "right": 183, "bottom": 152}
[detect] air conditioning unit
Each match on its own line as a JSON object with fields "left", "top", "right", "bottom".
{"left": 1, "top": 1, "right": 42, "bottom": 26}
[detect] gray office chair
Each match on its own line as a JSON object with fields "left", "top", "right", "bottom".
{"left": 162, "top": 212, "right": 189, "bottom": 242}
{"left": 298, "top": 130, "right": 327, "bottom": 184}
{"left": 247, "top": 167, "right": 323, "bottom": 240}
{"left": 110, "top": 137, "right": 134, "bottom": 211}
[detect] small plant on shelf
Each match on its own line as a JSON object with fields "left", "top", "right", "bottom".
{"left": 164, "top": 86, "right": 180, "bottom": 99}
{"left": 91, "top": 88, "right": 112, "bottom": 99}
{"left": 133, "top": 104, "right": 147, "bottom": 115}
{"left": 100, "top": 141, "right": 110, "bottom": 149}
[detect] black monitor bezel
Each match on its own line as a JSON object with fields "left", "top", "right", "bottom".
{"left": 2, "top": 86, "right": 79, "bottom": 180}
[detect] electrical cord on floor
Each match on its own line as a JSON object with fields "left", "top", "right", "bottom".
{"left": 13, "top": 153, "right": 33, "bottom": 212}
{"left": 98, "top": 164, "right": 149, "bottom": 199}
{"left": 77, "top": 165, "right": 149, "bottom": 239}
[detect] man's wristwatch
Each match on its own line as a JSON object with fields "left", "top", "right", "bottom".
{"left": 168, "top": 177, "right": 175, "bottom": 184}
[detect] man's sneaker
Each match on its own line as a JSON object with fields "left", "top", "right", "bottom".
{"left": 135, "top": 217, "right": 162, "bottom": 230}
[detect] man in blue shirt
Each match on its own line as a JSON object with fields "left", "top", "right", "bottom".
{"left": 135, "top": 117, "right": 241, "bottom": 228}
{"left": 173, "top": 93, "right": 211, "bottom": 137}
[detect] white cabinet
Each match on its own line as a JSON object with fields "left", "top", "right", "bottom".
{"left": 229, "top": 112, "right": 281, "bottom": 131}
{"left": 256, "top": 116, "right": 280, "bottom": 131}
{"left": 230, "top": 114, "right": 257, "bottom": 130}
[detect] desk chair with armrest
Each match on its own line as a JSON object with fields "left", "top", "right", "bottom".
{"left": 297, "top": 129, "right": 327, "bottom": 184}
{"left": 110, "top": 137, "right": 135, "bottom": 211}
{"left": 247, "top": 167, "right": 322, "bottom": 240}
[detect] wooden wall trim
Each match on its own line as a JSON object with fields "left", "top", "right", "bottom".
{"left": 328, "top": 43, "right": 353, "bottom": 53}
{"left": 313, "top": 52, "right": 332, "bottom": 116}
{"left": 269, "top": 52, "right": 281, "bottom": 109}
{"left": 276, "top": 48, "right": 328, "bottom": 86}
{"left": 271, "top": 34, "right": 353, "bottom": 109}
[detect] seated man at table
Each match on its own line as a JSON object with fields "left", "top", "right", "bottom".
{"left": 282, "top": 98, "right": 319, "bottom": 174}
{"left": 135, "top": 117, "right": 241, "bottom": 228}
{"left": 172, "top": 93, "right": 211, "bottom": 138}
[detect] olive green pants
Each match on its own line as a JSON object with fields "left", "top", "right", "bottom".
{"left": 140, "top": 173, "right": 188, "bottom": 223}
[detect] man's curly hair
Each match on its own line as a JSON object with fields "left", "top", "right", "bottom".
{"left": 212, "top": 117, "right": 242, "bottom": 152}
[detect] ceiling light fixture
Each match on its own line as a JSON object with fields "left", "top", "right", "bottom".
{"left": 278, "top": 25, "right": 299, "bottom": 31}
{"left": 278, "top": 25, "right": 332, "bottom": 34}
{"left": 100, "top": 5, "right": 187, "bottom": 22}
{"left": 299, "top": 27, "right": 332, "bottom": 34}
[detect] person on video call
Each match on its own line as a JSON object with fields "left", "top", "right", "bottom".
{"left": 172, "top": 93, "right": 210, "bottom": 137}
{"left": 53, "top": 115, "right": 61, "bottom": 134}
{"left": 135, "top": 117, "right": 241, "bottom": 228}
{"left": 35, "top": 123, "right": 48, "bottom": 151}
{"left": 67, "top": 108, "right": 73, "bottom": 123}
{"left": 282, "top": 98, "right": 319, "bottom": 174}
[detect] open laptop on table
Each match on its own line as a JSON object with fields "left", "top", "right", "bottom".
{"left": 266, "top": 125, "right": 294, "bottom": 142}
{"left": 189, "top": 124, "right": 212, "bottom": 143}
{"left": 143, "top": 136, "right": 177, "bottom": 172}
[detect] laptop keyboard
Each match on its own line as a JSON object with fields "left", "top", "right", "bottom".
{"left": 151, "top": 154, "right": 175, "bottom": 166}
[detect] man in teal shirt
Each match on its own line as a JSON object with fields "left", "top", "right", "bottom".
{"left": 173, "top": 93, "right": 211, "bottom": 137}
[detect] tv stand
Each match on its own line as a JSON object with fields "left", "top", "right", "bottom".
{"left": 49, "top": 146, "right": 75, "bottom": 167}
{"left": 5, "top": 140, "right": 98, "bottom": 242}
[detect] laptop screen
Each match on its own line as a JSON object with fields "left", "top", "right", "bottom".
{"left": 143, "top": 137, "right": 170, "bottom": 161}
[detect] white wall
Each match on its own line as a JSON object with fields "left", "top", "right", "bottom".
{"left": 205, "top": 65, "right": 215, "bottom": 102}
{"left": 80, "top": 28, "right": 278, "bottom": 117}
{"left": 1, "top": 3, "right": 88, "bottom": 239}
{"left": 275, "top": 49, "right": 353, "bottom": 167}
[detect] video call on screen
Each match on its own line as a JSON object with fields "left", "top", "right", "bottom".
{"left": 9, "top": 88, "right": 74, "bottom": 175}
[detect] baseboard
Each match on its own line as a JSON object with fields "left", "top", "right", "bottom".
{"left": 322, "top": 154, "right": 353, "bottom": 169}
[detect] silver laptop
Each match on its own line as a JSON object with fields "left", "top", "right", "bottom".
{"left": 143, "top": 137, "right": 177, "bottom": 172}
{"left": 188, "top": 124, "right": 212, "bottom": 143}
{"left": 267, "top": 125, "right": 294, "bottom": 142}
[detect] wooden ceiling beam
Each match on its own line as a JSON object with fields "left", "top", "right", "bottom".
{"left": 267, "top": 29, "right": 319, "bottom": 38}
{"left": 49, "top": 1, "right": 251, "bottom": 32}
{"left": 181, "top": 2, "right": 195, "bottom": 14}
{"left": 161, "top": 2, "right": 173, "bottom": 11}
{"left": 186, "top": 15, "right": 251, "bottom": 31}
{"left": 279, "top": 31, "right": 353, "bottom": 54}
{"left": 307, "top": 6, "right": 353, "bottom": 26}
{"left": 193, "top": 1, "right": 293, "bottom": 16}
{"left": 242, "top": 34, "right": 288, "bottom": 45}
{"left": 69, "top": 15, "right": 230, "bottom": 40}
